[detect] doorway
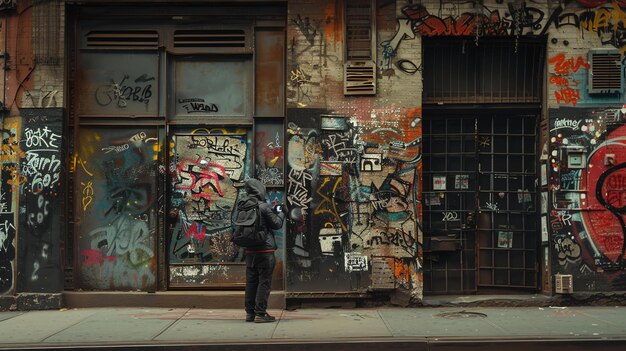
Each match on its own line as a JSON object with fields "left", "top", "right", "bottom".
{"left": 422, "top": 112, "right": 539, "bottom": 294}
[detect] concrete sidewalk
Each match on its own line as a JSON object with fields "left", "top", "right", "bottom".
{"left": 0, "top": 306, "right": 625, "bottom": 350}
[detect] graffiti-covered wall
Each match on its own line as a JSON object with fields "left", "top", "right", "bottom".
{"left": 75, "top": 127, "right": 160, "bottom": 290}
{"left": 287, "top": 0, "right": 423, "bottom": 300}
{"left": 287, "top": 0, "right": 626, "bottom": 298}
{"left": 548, "top": 107, "right": 626, "bottom": 291}
{"left": 0, "top": 109, "right": 64, "bottom": 297}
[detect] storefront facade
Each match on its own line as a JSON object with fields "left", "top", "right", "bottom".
{"left": 1, "top": 0, "right": 626, "bottom": 309}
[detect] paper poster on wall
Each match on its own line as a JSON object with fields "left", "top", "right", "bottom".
{"left": 541, "top": 191, "right": 548, "bottom": 214}
{"left": 497, "top": 231, "right": 513, "bottom": 248}
{"left": 541, "top": 163, "right": 547, "bottom": 186}
{"left": 455, "top": 175, "right": 469, "bottom": 189}
{"left": 433, "top": 175, "right": 446, "bottom": 190}
{"left": 541, "top": 216, "right": 548, "bottom": 242}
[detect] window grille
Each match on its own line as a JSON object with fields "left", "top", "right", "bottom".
{"left": 34, "top": 0, "right": 61, "bottom": 65}
{"left": 344, "top": 0, "right": 376, "bottom": 96}
{"left": 423, "top": 38, "right": 545, "bottom": 104}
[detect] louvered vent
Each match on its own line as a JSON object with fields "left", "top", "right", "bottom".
{"left": 344, "top": 61, "right": 376, "bottom": 95}
{"left": 589, "top": 50, "right": 623, "bottom": 94}
{"left": 555, "top": 274, "right": 573, "bottom": 294}
{"left": 85, "top": 31, "right": 158, "bottom": 49}
{"left": 174, "top": 29, "right": 246, "bottom": 48}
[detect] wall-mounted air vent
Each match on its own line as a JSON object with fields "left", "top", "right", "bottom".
{"left": 174, "top": 29, "right": 246, "bottom": 49}
{"left": 589, "top": 50, "right": 623, "bottom": 94}
{"left": 555, "top": 274, "right": 573, "bottom": 294}
{"left": 85, "top": 31, "right": 159, "bottom": 49}
{"left": 344, "top": 61, "right": 376, "bottom": 95}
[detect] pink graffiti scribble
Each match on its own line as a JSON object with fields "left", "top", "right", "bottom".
{"left": 176, "top": 158, "right": 226, "bottom": 204}
{"left": 81, "top": 249, "right": 116, "bottom": 265}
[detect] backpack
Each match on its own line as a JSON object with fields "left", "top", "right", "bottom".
{"left": 232, "top": 198, "right": 267, "bottom": 247}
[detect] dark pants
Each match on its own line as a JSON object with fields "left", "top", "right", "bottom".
{"left": 245, "top": 252, "right": 275, "bottom": 315}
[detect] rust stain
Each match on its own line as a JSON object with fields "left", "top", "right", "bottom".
{"left": 6, "top": 4, "right": 34, "bottom": 115}
{"left": 325, "top": 1, "right": 343, "bottom": 46}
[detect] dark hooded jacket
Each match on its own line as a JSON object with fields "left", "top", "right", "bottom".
{"left": 236, "top": 178, "right": 285, "bottom": 251}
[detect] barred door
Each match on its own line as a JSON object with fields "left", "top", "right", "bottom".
{"left": 422, "top": 113, "right": 539, "bottom": 294}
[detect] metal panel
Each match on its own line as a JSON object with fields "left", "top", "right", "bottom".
{"left": 17, "top": 109, "right": 65, "bottom": 293}
{"left": 74, "top": 127, "right": 159, "bottom": 291}
{"left": 172, "top": 58, "right": 251, "bottom": 120}
{"left": 77, "top": 52, "right": 159, "bottom": 117}
{"left": 255, "top": 29, "right": 285, "bottom": 117}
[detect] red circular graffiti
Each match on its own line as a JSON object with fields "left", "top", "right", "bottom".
{"left": 581, "top": 126, "right": 626, "bottom": 263}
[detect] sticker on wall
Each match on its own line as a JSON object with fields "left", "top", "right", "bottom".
{"left": 361, "top": 153, "right": 383, "bottom": 172}
{"left": 433, "top": 175, "right": 446, "bottom": 190}
{"left": 541, "top": 216, "right": 549, "bottom": 242}
{"left": 320, "top": 115, "right": 347, "bottom": 131}
{"left": 454, "top": 175, "right": 469, "bottom": 189}
{"left": 497, "top": 231, "right": 513, "bottom": 248}
{"left": 320, "top": 161, "right": 343, "bottom": 176}
{"left": 319, "top": 225, "right": 342, "bottom": 256}
{"left": 541, "top": 163, "right": 548, "bottom": 186}
{"left": 345, "top": 252, "right": 369, "bottom": 273}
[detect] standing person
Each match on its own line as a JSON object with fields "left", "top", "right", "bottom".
{"left": 238, "top": 178, "right": 285, "bottom": 323}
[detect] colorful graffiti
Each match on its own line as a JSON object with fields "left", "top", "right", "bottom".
{"left": 169, "top": 132, "right": 248, "bottom": 263}
{"left": 286, "top": 107, "right": 422, "bottom": 296}
{"left": 255, "top": 121, "right": 285, "bottom": 186}
{"left": 549, "top": 107, "right": 626, "bottom": 290}
{"left": 548, "top": 53, "right": 590, "bottom": 107}
{"left": 0, "top": 118, "right": 18, "bottom": 293}
{"left": 381, "top": 1, "right": 626, "bottom": 71}
{"left": 17, "top": 109, "right": 64, "bottom": 292}
{"left": 76, "top": 127, "right": 159, "bottom": 290}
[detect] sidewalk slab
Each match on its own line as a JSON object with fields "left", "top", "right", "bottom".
{"left": 274, "top": 309, "right": 392, "bottom": 339}
{"left": 155, "top": 309, "right": 283, "bottom": 342}
{"left": 575, "top": 306, "right": 626, "bottom": 331}
{"left": 0, "top": 309, "right": 98, "bottom": 343}
{"left": 379, "top": 307, "right": 503, "bottom": 337}
{"left": 43, "top": 308, "right": 188, "bottom": 343}
{"left": 478, "top": 307, "right": 624, "bottom": 337}
{"left": 0, "top": 311, "right": 22, "bottom": 322}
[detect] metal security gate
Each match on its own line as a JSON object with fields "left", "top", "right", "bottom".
{"left": 422, "top": 113, "right": 539, "bottom": 294}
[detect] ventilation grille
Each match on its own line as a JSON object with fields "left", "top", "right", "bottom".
{"left": 589, "top": 51, "right": 623, "bottom": 94}
{"left": 85, "top": 31, "right": 159, "bottom": 49}
{"left": 344, "top": 61, "right": 376, "bottom": 95}
{"left": 174, "top": 29, "right": 246, "bottom": 48}
{"left": 555, "top": 274, "right": 573, "bottom": 294}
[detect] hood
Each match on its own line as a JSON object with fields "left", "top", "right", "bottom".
{"left": 245, "top": 178, "right": 268, "bottom": 201}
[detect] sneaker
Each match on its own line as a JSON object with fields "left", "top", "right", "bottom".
{"left": 254, "top": 313, "right": 276, "bottom": 323}
{"left": 245, "top": 313, "right": 255, "bottom": 322}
